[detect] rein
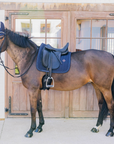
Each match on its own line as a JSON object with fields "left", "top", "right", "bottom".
{"left": 0, "top": 51, "right": 38, "bottom": 78}
{"left": 0, "top": 33, "right": 38, "bottom": 78}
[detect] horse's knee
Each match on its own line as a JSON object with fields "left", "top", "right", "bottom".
{"left": 31, "top": 107, "right": 36, "bottom": 112}
{"left": 37, "top": 100, "right": 42, "bottom": 110}
{"left": 30, "top": 107, "right": 36, "bottom": 117}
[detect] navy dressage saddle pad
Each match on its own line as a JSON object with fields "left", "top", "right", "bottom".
{"left": 36, "top": 43, "right": 71, "bottom": 73}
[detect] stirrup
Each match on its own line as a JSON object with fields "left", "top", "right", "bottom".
{"left": 46, "top": 77, "right": 54, "bottom": 88}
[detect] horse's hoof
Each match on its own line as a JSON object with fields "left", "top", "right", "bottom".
{"left": 91, "top": 128, "right": 99, "bottom": 133}
{"left": 35, "top": 127, "right": 43, "bottom": 133}
{"left": 25, "top": 132, "right": 33, "bottom": 138}
{"left": 106, "top": 131, "right": 113, "bottom": 137}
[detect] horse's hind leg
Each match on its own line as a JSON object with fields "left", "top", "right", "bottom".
{"left": 91, "top": 84, "right": 108, "bottom": 133}
{"left": 35, "top": 89, "right": 45, "bottom": 133}
{"left": 93, "top": 79, "right": 114, "bottom": 133}
{"left": 96, "top": 95, "right": 108, "bottom": 126}
{"left": 25, "top": 88, "right": 38, "bottom": 138}
{"left": 102, "top": 89, "right": 114, "bottom": 137}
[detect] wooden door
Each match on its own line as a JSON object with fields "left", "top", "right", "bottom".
{"left": 70, "top": 11, "right": 106, "bottom": 117}
{"left": 69, "top": 84, "right": 98, "bottom": 117}
{"left": 69, "top": 11, "right": 114, "bottom": 117}
{"left": 5, "top": 11, "right": 69, "bottom": 117}
{"left": 6, "top": 10, "right": 113, "bottom": 118}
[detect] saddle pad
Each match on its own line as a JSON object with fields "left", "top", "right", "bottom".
{"left": 36, "top": 43, "right": 71, "bottom": 73}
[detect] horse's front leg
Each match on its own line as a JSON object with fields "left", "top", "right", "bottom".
{"left": 25, "top": 88, "right": 38, "bottom": 138}
{"left": 35, "top": 89, "right": 45, "bottom": 133}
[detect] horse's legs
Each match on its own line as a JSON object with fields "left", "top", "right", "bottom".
{"left": 103, "top": 90, "right": 114, "bottom": 137}
{"left": 96, "top": 95, "right": 108, "bottom": 126}
{"left": 93, "top": 79, "right": 114, "bottom": 133}
{"left": 35, "top": 89, "right": 45, "bottom": 133}
{"left": 91, "top": 84, "right": 108, "bottom": 133}
{"left": 25, "top": 88, "right": 38, "bottom": 138}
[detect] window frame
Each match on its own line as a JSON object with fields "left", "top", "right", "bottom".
{"left": 11, "top": 11, "right": 68, "bottom": 76}
{"left": 70, "top": 11, "right": 114, "bottom": 52}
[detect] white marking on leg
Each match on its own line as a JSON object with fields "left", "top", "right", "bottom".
{"left": 93, "top": 125, "right": 101, "bottom": 130}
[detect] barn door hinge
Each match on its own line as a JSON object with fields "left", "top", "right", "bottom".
{"left": 109, "top": 13, "right": 114, "bottom": 16}
{"left": 8, "top": 96, "right": 28, "bottom": 116}
{"left": 5, "top": 16, "right": 9, "bottom": 21}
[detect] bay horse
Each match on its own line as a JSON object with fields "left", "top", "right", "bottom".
{"left": 0, "top": 28, "right": 114, "bottom": 138}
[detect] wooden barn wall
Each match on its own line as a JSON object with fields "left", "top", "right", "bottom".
{"left": 3, "top": 3, "right": 114, "bottom": 118}
{"left": 0, "top": 3, "right": 114, "bottom": 12}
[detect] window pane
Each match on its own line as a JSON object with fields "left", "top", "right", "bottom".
{"left": 92, "top": 20, "right": 106, "bottom": 37}
{"left": 107, "top": 39, "right": 114, "bottom": 54}
{"left": 76, "top": 39, "right": 90, "bottom": 50}
{"left": 31, "top": 39, "right": 45, "bottom": 46}
{"left": 31, "top": 19, "right": 45, "bottom": 37}
{"left": 47, "top": 19, "right": 61, "bottom": 37}
{"left": 47, "top": 39, "right": 61, "bottom": 48}
{"left": 15, "top": 19, "right": 30, "bottom": 36}
{"left": 92, "top": 39, "right": 106, "bottom": 51}
{"left": 108, "top": 20, "right": 114, "bottom": 38}
{"left": 76, "top": 20, "right": 91, "bottom": 37}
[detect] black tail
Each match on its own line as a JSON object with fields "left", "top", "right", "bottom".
{"left": 111, "top": 79, "right": 114, "bottom": 100}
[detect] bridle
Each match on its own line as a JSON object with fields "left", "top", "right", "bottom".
{"left": 0, "top": 32, "right": 6, "bottom": 53}
{"left": 0, "top": 31, "right": 38, "bottom": 78}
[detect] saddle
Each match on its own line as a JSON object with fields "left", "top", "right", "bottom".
{"left": 42, "top": 43, "right": 69, "bottom": 88}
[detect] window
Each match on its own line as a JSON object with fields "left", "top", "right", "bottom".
{"left": 15, "top": 18, "right": 62, "bottom": 75}
{"left": 76, "top": 19, "right": 114, "bottom": 54}
{"left": 107, "top": 20, "right": 114, "bottom": 54}
{"left": 15, "top": 19, "right": 61, "bottom": 48}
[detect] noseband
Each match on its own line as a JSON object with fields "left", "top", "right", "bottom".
{"left": 0, "top": 32, "right": 15, "bottom": 75}
{"left": 0, "top": 33, "right": 6, "bottom": 53}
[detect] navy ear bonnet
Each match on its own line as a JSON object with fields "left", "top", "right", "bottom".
{"left": 0, "top": 22, "right": 5, "bottom": 36}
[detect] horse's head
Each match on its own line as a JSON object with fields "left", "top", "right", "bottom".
{"left": 0, "top": 22, "right": 8, "bottom": 53}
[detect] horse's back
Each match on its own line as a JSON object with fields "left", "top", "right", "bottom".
{"left": 72, "top": 49, "right": 114, "bottom": 66}
{"left": 84, "top": 49, "right": 114, "bottom": 68}
{"left": 82, "top": 49, "right": 114, "bottom": 87}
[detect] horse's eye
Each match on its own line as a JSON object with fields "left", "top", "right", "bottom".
{"left": 0, "top": 36, "right": 4, "bottom": 39}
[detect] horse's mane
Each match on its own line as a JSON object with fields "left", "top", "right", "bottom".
{"left": 6, "top": 29, "right": 38, "bottom": 50}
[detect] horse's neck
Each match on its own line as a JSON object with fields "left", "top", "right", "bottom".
{"left": 6, "top": 39, "right": 34, "bottom": 74}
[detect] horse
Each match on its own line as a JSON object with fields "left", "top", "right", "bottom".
{"left": 0, "top": 28, "right": 114, "bottom": 138}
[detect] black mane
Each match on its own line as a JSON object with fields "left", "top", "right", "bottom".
{"left": 6, "top": 29, "right": 38, "bottom": 50}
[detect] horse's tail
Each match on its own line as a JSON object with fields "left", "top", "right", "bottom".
{"left": 111, "top": 79, "right": 114, "bottom": 101}
{"left": 101, "top": 79, "right": 114, "bottom": 120}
